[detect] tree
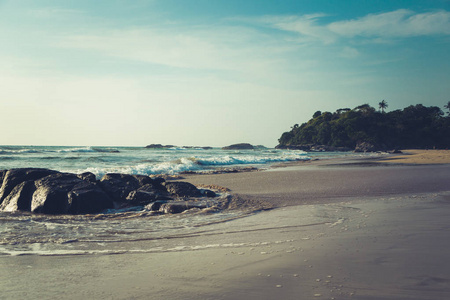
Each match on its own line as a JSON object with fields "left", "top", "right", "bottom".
{"left": 445, "top": 101, "right": 450, "bottom": 115}
{"left": 336, "top": 108, "right": 351, "bottom": 114}
{"left": 354, "top": 104, "right": 376, "bottom": 115}
{"left": 379, "top": 100, "right": 388, "bottom": 113}
{"left": 277, "top": 103, "right": 450, "bottom": 150}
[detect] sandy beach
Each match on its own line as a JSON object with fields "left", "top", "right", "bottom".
{"left": 1, "top": 150, "right": 450, "bottom": 300}
{"left": 378, "top": 150, "right": 450, "bottom": 165}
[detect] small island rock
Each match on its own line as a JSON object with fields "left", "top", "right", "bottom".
{"left": 222, "top": 143, "right": 254, "bottom": 150}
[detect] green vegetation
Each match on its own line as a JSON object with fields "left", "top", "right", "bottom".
{"left": 278, "top": 103, "right": 450, "bottom": 150}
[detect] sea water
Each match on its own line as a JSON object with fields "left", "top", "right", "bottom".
{"left": 0, "top": 145, "right": 357, "bottom": 178}
{"left": 0, "top": 145, "right": 374, "bottom": 256}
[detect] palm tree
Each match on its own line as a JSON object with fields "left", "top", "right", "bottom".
{"left": 379, "top": 100, "right": 388, "bottom": 113}
{"left": 445, "top": 101, "right": 450, "bottom": 115}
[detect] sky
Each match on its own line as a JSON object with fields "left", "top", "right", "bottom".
{"left": 1, "top": 0, "right": 449, "bottom": 147}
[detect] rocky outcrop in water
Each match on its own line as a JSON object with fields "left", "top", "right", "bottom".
{"left": 145, "top": 144, "right": 175, "bottom": 149}
{"left": 164, "top": 181, "right": 202, "bottom": 197}
{"left": 0, "top": 168, "right": 217, "bottom": 215}
{"left": 222, "top": 143, "right": 255, "bottom": 150}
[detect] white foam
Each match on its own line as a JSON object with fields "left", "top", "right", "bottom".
{"left": 0, "top": 149, "right": 40, "bottom": 154}
{"left": 196, "top": 153, "right": 309, "bottom": 166}
{"left": 55, "top": 146, "right": 95, "bottom": 153}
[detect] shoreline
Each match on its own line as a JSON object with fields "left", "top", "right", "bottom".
{"left": 183, "top": 150, "right": 450, "bottom": 209}
{"left": 1, "top": 152, "right": 450, "bottom": 299}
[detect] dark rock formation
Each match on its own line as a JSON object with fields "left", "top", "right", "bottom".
{"left": 164, "top": 181, "right": 202, "bottom": 197}
{"left": 145, "top": 144, "right": 175, "bottom": 149}
{"left": 389, "top": 149, "right": 403, "bottom": 154}
{"left": 152, "top": 177, "right": 166, "bottom": 185}
{"left": 77, "top": 172, "right": 97, "bottom": 183}
{"left": 0, "top": 168, "right": 58, "bottom": 205}
{"left": 354, "top": 142, "right": 379, "bottom": 153}
{"left": 145, "top": 200, "right": 169, "bottom": 211}
{"left": 132, "top": 174, "right": 153, "bottom": 186}
{"left": 222, "top": 143, "right": 254, "bottom": 150}
{"left": 125, "top": 184, "right": 172, "bottom": 206}
{"left": 31, "top": 173, "right": 113, "bottom": 214}
{"left": 159, "top": 200, "right": 209, "bottom": 214}
{"left": 67, "top": 182, "right": 113, "bottom": 214}
{"left": 0, "top": 170, "right": 6, "bottom": 186}
{"left": 99, "top": 173, "right": 142, "bottom": 201}
{"left": 201, "top": 189, "right": 217, "bottom": 198}
{"left": 0, "top": 180, "right": 36, "bottom": 212}
{"left": 0, "top": 168, "right": 217, "bottom": 215}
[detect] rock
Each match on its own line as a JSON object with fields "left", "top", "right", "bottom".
{"left": 390, "top": 149, "right": 403, "bottom": 154}
{"left": 77, "top": 172, "right": 97, "bottom": 183}
{"left": 152, "top": 177, "right": 166, "bottom": 185}
{"left": 145, "top": 200, "right": 169, "bottom": 211}
{"left": 0, "top": 170, "right": 6, "bottom": 186}
{"left": 0, "top": 180, "right": 36, "bottom": 212}
{"left": 31, "top": 173, "right": 83, "bottom": 214}
{"left": 159, "top": 201, "right": 208, "bottom": 214}
{"left": 132, "top": 175, "right": 153, "bottom": 186}
{"left": 125, "top": 187, "right": 172, "bottom": 206}
{"left": 145, "top": 144, "right": 163, "bottom": 148}
{"left": 0, "top": 168, "right": 215, "bottom": 215}
{"left": 145, "top": 144, "right": 175, "bottom": 149}
{"left": 31, "top": 173, "right": 113, "bottom": 214}
{"left": 0, "top": 168, "right": 113, "bottom": 214}
{"left": 68, "top": 182, "right": 113, "bottom": 214}
{"left": 354, "top": 142, "right": 377, "bottom": 153}
{"left": 99, "top": 173, "right": 168, "bottom": 207}
{"left": 201, "top": 189, "right": 216, "bottom": 198}
{"left": 125, "top": 190, "right": 158, "bottom": 206}
{"left": 0, "top": 168, "right": 59, "bottom": 205}
{"left": 99, "top": 173, "right": 142, "bottom": 201}
{"left": 164, "top": 181, "right": 202, "bottom": 197}
{"left": 222, "top": 143, "right": 254, "bottom": 150}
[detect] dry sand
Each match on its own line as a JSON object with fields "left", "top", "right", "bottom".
{"left": 379, "top": 149, "right": 450, "bottom": 165}
{"left": 1, "top": 152, "right": 450, "bottom": 300}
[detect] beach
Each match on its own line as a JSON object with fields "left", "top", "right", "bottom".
{"left": 1, "top": 150, "right": 450, "bottom": 299}
{"left": 378, "top": 149, "right": 450, "bottom": 165}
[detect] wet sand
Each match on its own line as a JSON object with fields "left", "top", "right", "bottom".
{"left": 1, "top": 153, "right": 450, "bottom": 299}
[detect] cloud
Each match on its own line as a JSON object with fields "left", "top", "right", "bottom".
{"left": 260, "top": 9, "right": 450, "bottom": 44}
{"left": 258, "top": 14, "right": 337, "bottom": 44}
{"left": 56, "top": 26, "right": 286, "bottom": 74}
{"left": 329, "top": 9, "right": 450, "bottom": 38}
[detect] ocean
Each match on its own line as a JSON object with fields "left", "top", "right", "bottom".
{"left": 0, "top": 145, "right": 355, "bottom": 178}
{"left": 0, "top": 145, "right": 375, "bottom": 256}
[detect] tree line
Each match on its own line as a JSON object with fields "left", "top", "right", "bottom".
{"left": 278, "top": 102, "right": 450, "bottom": 150}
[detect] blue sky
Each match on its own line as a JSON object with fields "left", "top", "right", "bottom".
{"left": 1, "top": 0, "right": 449, "bottom": 147}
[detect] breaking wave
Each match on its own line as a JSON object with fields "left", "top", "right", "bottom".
{"left": 74, "top": 152, "right": 310, "bottom": 178}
